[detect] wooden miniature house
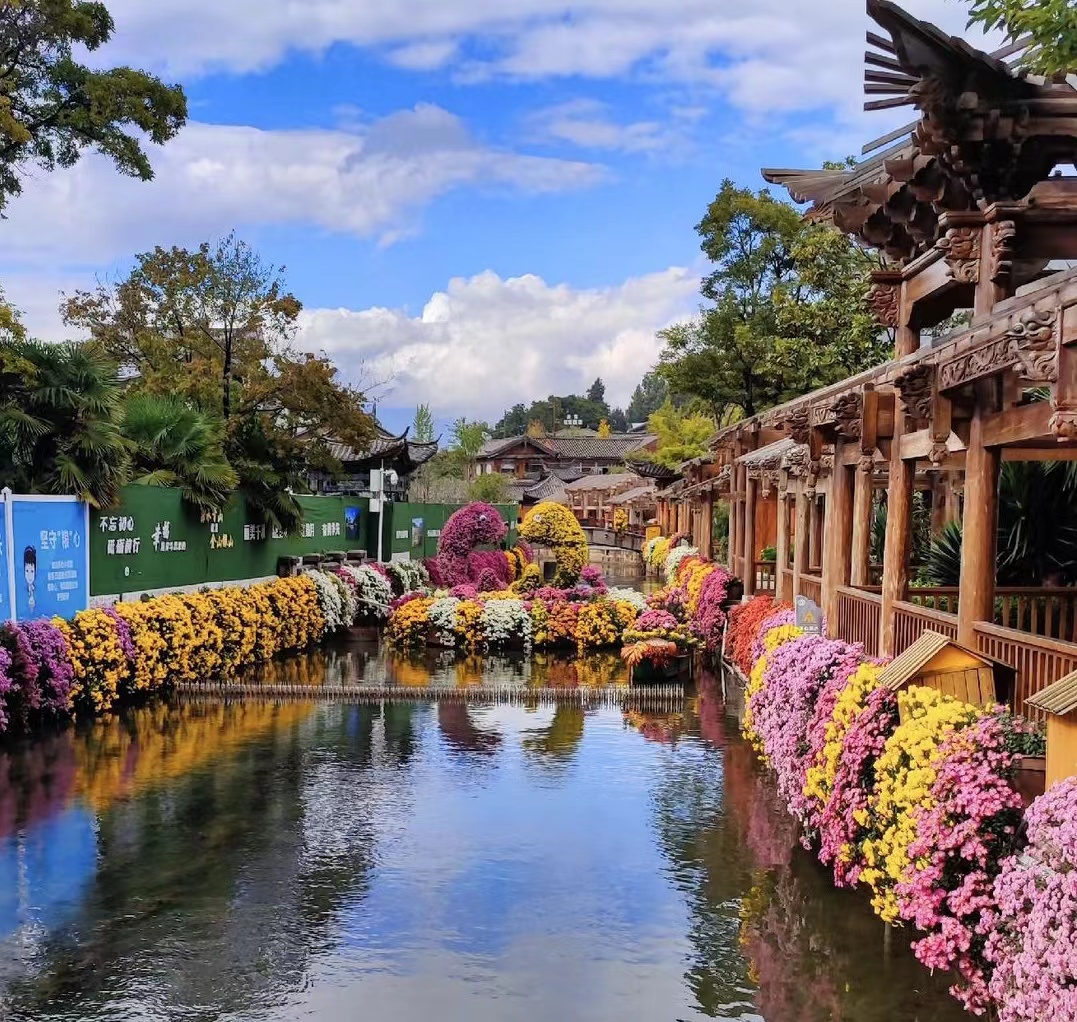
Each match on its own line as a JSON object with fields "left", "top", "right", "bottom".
{"left": 878, "top": 630, "right": 1010, "bottom": 720}
{"left": 1027, "top": 673, "right": 1077, "bottom": 790}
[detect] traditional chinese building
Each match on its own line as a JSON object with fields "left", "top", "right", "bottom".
{"left": 475, "top": 432, "right": 656, "bottom": 482}
{"left": 669, "top": 0, "right": 1077, "bottom": 720}
{"left": 310, "top": 426, "right": 439, "bottom": 500}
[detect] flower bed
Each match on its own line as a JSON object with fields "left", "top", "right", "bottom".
{"left": 718, "top": 596, "right": 1068, "bottom": 1020}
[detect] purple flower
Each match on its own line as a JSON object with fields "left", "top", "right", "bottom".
{"left": 436, "top": 503, "right": 508, "bottom": 587}
{"left": 636, "top": 609, "right": 679, "bottom": 632}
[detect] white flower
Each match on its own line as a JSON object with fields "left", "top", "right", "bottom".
{"left": 385, "top": 559, "right": 431, "bottom": 595}
{"left": 664, "top": 545, "right": 699, "bottom": 582}
{"left": 607, "top": 587, "right": 648, "bottom": 612}
{"left": 428, "top": 597, "right": 460, "bottom": 645}
{"left": 340, "top": 565, "right": 393, "bottom": 620}
{"left": 306, "top": 569, "right": 346, "bottom": 632}
{"left": 479, "top": 598, "right": 532, "bottom": 649}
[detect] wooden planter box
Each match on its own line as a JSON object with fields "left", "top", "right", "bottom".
{"left": 1015, "top": 754, "right": 1046, "bottom": 806}
{"left": 631, "top": 653, "right": 693, "bottom": 685}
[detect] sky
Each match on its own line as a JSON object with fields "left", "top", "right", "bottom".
{"left": 1, "top": 0, "right": 994, "bottom": 435}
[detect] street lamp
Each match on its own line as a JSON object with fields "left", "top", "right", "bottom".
{"left": 564, "top": 414, "right": 583, "bottom": 430}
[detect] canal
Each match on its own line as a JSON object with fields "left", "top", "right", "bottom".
{"left": 0, "top": 647, "right": 968, "bottom": 1021}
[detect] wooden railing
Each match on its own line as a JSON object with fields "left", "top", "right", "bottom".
{"left": 836, "top": 586, "right": 881, "bottom": 658}
{"left": 893, "top": 601, "right": 959, "bottom": 655}
{"left": 974, "top": 622, "right": 1077, "bottom": 722}
{"left": 754, "top": 561, "right": 777, "bottom": 595}
{"left": 798, "top": 574, "right": 822, "bottom": 607}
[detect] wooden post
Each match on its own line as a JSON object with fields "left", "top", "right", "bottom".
{"left": 958, "top": 396, "right": 1000, "bottom": 647}
{"left": 727, "top": 489, "right": 738, "bottom": 573}
{"left": 880, "top": 410, "right": 915, "bottom": 657}
{"left": 822, "top": 449, "right": 853, "bottom": 629}
{"left": 793, "top": 481, "right": 810, "bottom": 600}
{"left": 775, "top": 489, "right": 791, "bottom": 603}
{"left": 701, "top": 493, "right": 714, "bottom": 559}
{"left": 850, "top": 456, "right": 874, "bottom": 587}
{"left": 743, "top": 476, "right": 758, "bottom": 596}
{"left": 809, "top": 495, "right": 825, "bottom": 572}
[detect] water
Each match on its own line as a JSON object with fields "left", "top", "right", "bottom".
{"left": 0, "top": 647, "right": 969, "bottom": 1022}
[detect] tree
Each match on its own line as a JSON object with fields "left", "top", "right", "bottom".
{"left": 587, "top": 377, "right": 606, "bottom": 405}
{"left": 469, "top": 472, "right": 509, "bottom": 504}
{"left": 120, "top": 394, "right": 237, "bottom": 512}
{"left": 63, "top": 234, "right": 376, "bottom": 529}
{"left": 412, "top": 403, "right": 434, "bottom": 443}
{"left": 608, "top": 407, "right": 629, "bottom": 432}
{"left": 0, "top": 338, "right": 129, "bottom": 506}
{"left": 659, "top": 180, "right": 887, "bottom": 418}
{"left": 495, "top": 403, "right": 529, "bottom": 437}
{"left": 966, "top": 0, "right": 1076, "bottom": 76}
{"left": 449, "top": 418, "right": 488, "bottom": 459}
{"left": 0, "top": 0, "right": 188, "bottom": 213}
{"left": 626, "top": 372, "right": 669, "bottom": 423}
{"left": 634, "top": 400, "right": 715, "bottom": 470}
{"left": 596, "top": 418, "right": 612, "bottom": 437}
{"left": 526, "top": 418, "right": 547, "bottom": 439}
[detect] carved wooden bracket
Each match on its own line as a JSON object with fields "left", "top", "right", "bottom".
{"left": 780, "top": 444, "right": 810, "bottom": 476}
{"left": 990, "top": 221, "right": 1016, "bottom": 286}
{"left": 857, "top": 454, "right": 875, "bottom": 474}
{"left": 937, "top": 226, "right": 980, "bottom": 284}
{"left": 830, "top": 392, "right": 863, "bottom": 441}
{"left": 1010, "top": 308, "right": 1059, "bottom": 383}
{"left": 866, "top": 282, "right": 900, "bottom": 328}
{"left": 785, "top": 407, "right": 811, "bottom": 445}
{"left": 894, "top": 364, "right": 934, "bottom": 422}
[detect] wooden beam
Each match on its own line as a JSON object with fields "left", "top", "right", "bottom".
{"left": 822, "top": 447, "right": 854, "bottom": 628}
{"left": 958, "top": 391, "right": 1000, "bottom": 646}
{"left": 793, "top": 482, "right": 810, "bottom": 601}
{"left": 983, "top": 401, "right": 1053, "bottom": 447}
{"left": 880, "top": 408, "right": 914, "bottom": 656}
{"left": 775, "top": 491, "right": 791, "bottom": 604}
{"left": 742, "top": 477, "right": 758, "bottom": 596}
{"left": 850, "top": 457, "right": 874, "bottom": 588}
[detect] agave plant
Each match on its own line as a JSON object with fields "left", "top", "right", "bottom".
{"left": 121, "top": 395, "right": 238, "bottom": 512}
{"left": 920, "top": 462, "right": 1077, "bottom": 586}
{"left": 0, "top": 340, "right": 130, "bottom": 506}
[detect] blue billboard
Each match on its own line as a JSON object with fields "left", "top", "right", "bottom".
{"left": 3, "top": 494, "right": 90, "bottom": 622}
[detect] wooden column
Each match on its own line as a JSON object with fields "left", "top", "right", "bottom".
{"left": 822, "top": 450, "right": 854, "bottom": 628}
{"left": 850, "top": 457, "right": 874, "bottom": 587}
{"left": 775, "top": 489, "right": 791, "bottom": 603}
{"left": 701, "top": 493, "right": 714, "bottom": 559}
{"left": 880, "top": 408, "right": 915, "bottom": 656}
{"left": 726, "top": 494, "right": 736, "bottom": 571}
{"left": 808, "top": 496, "right": 824, "bottom": 572}
{"left": 957, "top": 396, "right": 1000, "bottom": 647}
{"left": 742, "top": 476, "right": 758, "bottom": 596}
{"left": 793, "top": 481, "right": 810, "bottom": 600}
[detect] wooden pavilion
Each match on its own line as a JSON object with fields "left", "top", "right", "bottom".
{"left": 671, "top": 0, "right": 1077, "bottom": 719}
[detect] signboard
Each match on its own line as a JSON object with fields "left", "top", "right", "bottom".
{"left": 795, "top": 595, "right": 823, "bottom": 636}
{"left": 4, "top": 494, "right": 89, "bottom": 622}
{"left": 344, "top": 505, "right": 362, "bottom": 543}
{"left": 411, "top": 517, "right": 425, "bottom": 549}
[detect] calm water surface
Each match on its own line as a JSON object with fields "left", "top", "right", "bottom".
{"left": 0, "top": 647, "right": 968, "bottom": 1022}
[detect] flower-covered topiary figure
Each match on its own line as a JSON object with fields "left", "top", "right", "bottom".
{"left": 436, "top": 502, "right": 509, "bottom": 588}
{"left": 519, "top": 501, "right": 588, "bottom": 587}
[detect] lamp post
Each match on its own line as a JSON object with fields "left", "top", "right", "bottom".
{"left": 563, "top": 413, "right": 583, "bottom": 430}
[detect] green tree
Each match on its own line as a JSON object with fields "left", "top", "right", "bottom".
{"left": 0, "top": 338, "right": 129, "bottom": 505}
{"left": 966, "top": 0, "right": 1076, "bottom": 75}
{"left": 412, "top": 403, "right": 434, "bottom": 443}
{"left": 0, "top": 0, "right": 188, "bottom": 213}
{"left": 658, "top": 180, "right": 886, "bottom": 418}
{"left": 634, "top": 400, "right": 715, "bottom": 470}
{"left": 449, "top": 417, "right": 488, "bottom": 459}
{"left": 586, "top": 377, "right": 606, "bottom": 405}
{"left": 626, "top": 371, "right": 669, "bottom": 423}
{"left": 608, "top": 407, "right": 629, "bottom": 432}
{"left": 121, "top": 394, "right": 237, "bottom": 512}
{"left": 495, "top": 402, "right": 529, "bottom": 437}
{"left": 468, "top": 472, "right": 509, "bottom": 504}
{"left": 64, "top": 234, "right": 375, "bottom": 529}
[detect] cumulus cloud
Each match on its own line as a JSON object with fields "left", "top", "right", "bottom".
{"left": 296, "top": 268, "right": 701, "bottom": 420}
{"left": 0, "top": 106, "right": 601, "bottom": 267}
{"left": 99, "top": 0, "right": 994, "bottom": 120}
{"left": 525, "top": 99, "right": 678, "bottom": 155}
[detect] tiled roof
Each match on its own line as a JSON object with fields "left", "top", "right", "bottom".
{"left": 546, "top": 435, "right": 653, "bottom": 460}
{"left": 630, "top": 459, "right": 679, "bottom": 482}
{"left": 608, "top": 483, "right": 657, "bottom": 506}
{"left": 478, "top": 435, "right": 555, "bottom": 457}
{"left": 564, "top": 472, "right": 641, "bottom": 493}
{"left": 524, "top": 473, "right": 569, "bottom": 502}
{"left": 325, "top": 426, "right": 439, "bottom": 468}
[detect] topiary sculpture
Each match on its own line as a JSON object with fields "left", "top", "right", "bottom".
{"left": 519, "top": 501, "right": 588, "bottom": 587}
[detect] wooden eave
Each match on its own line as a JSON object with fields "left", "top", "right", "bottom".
{"left": 1027, "top": 669, "right": 1077, "bottom": 716}
{"left": 877, "top": 630, "right": 992, "bottom": 691}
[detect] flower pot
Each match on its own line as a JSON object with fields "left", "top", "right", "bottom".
{"left": 1015, "top": 755, "right": 1046, "bottom": 805}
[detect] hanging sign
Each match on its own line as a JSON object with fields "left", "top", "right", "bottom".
{"left": 4, "top": 493, "right": 90, "bottom": 623}
{"left": 795, "top": 595, "right": 823, "bottom": 636}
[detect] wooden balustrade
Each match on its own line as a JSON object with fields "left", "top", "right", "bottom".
{"left": 835, "top": 586, "right": 881, "bottom": 658}
{"left": 754, "top": 561, "right": 777, "bottom": 595}
{"left": 798, "top": 574, "right": 822, "bottom": 608}
{"left": 893, "top": 600, "right": 958, "bottom": 655}
{"left": 973, "top": 622, "right": 1077, "bottom": 722}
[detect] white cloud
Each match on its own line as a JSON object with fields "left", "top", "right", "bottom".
{"left": 0, "top": 105, "right": 602, "bottom": 267}
{"left": 296, "top": 268, "right": 700, "bottom": 419}
{"left": 525, "top": 99, "right": 676, "bottom": 155}
{"left": 99, "top": 0, "right": 996, "bottom": 122}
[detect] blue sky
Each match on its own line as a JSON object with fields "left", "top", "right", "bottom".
{"left": 1, "top": 0, "right": 989, "bottom": 434}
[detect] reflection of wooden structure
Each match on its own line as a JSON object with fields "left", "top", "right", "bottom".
{"left": 1027, "top": 673, "right": 1077, "bottom": 787}
{"left": 879, "top": 630, "right": 1007, "bottom": 717}
{"left": 669, "top": 0, "right": 1077, "bottom": 720}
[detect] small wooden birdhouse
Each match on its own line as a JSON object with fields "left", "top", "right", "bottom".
{"left": 1027, "top": 671, "right": 1077, "bottom": 790}
{"left": 878, "top": 630, "right": 1010, "bottom": 721}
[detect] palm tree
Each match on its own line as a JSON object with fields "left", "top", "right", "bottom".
{"left": 0, "top": 340, "right": 130, "bottom": 506}
{"left": 121, "top": 395, "right": 238, "bottom": 512}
